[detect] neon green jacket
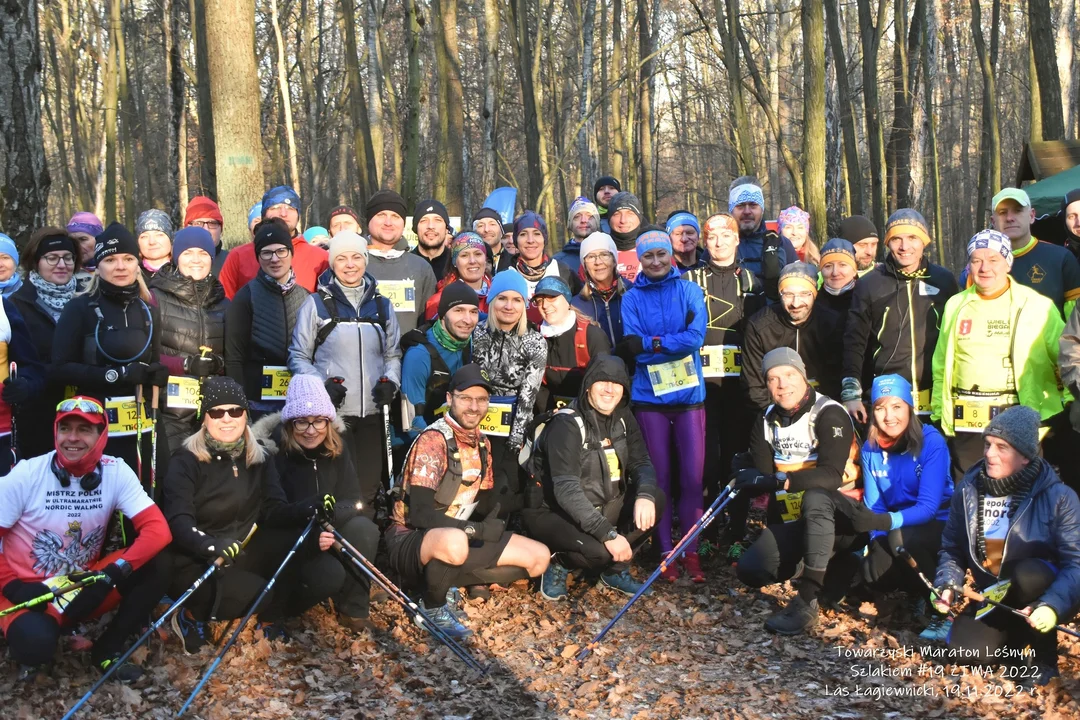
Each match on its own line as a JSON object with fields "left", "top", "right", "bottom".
{"left": 931, "top": 279, "right": 1067, "bottom": 436}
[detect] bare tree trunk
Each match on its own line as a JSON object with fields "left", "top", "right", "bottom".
{"left": 163, "top": 0, "right": 182, "bottom": 220}
{"left": 402, "top": 0, "right": 421, "bottom": 206}
{"left": 192, "top": 0, "right": 216, "bottom": 197}
{"left": 479, "top": 0, "right": 499, "bottom": 198}
{"left": 205, "top": 0, "right": 265, "bottom": 246}
{"left": 1029, "top": 0, "right": 1065, "bottom": 140}
{"left": 577, "top": 0, "right": 598, "bottom": 191}
{"left": 366, "top": 0, "right": 385, "bottom": 186}
{"left": 113, "top": 0, "right": 136, "bottom": 222}
{"left": 637, "top": 0, "right": 655, "bottom": 217}
{"left": 1030, "top": 34, "right": 1043, "bottom": 142}
{"left": 1057, "top": 0, "right": 1075, "bottom": 134}
{"left": 802, "top": 0, "right": 827, "bottom": 239}
{"left": 713, "top": 0, "right": 754, "bottom": 176}
{"left": 104, "top": 7, "right": 118, "bottom": 223}
{"left": 971, "top": 0, "right": 1000, "bottom": 224}
{"left": 298, "top": 0, "right": 323, "bottom": 222}
{"left": 824, "top": 0, "right": 863, "bottom": 215}
{"left": 510, "top": 0, "right": 543, "bottom": 209}
{"left": 43, "top": 10, "right": 74, "bottom": 220}
{"left": 434, "top": 0, "right": 465, "bottom": 215}
{"left": 609, "top": 0, "right": 625, "bottom": 182}
{"left": 0, "top": 0, "right": 50, "bottom": 242}
{"left": 923, "top": 0, "right": 943, "bottom": 259}
{"left": 341, "top": 0, "right": 378, "bottom": 202}
{"left": 856, "top": 0, "right": 887, "bottom": 231}
{"left": 270, "top": 0, "right": 301, "bottom": 193}
{"left": 376, "top": 12, "right": 401, "bottom": 190}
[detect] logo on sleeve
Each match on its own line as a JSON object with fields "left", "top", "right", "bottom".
{"left": 959, "top": 319, "right": 972, "bottom": 336}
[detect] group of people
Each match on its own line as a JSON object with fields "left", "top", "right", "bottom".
{"left": 1, "top": 175, "right": 1080, "bottom": 693}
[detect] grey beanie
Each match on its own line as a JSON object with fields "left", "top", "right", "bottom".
{"left": 761, "top": 346, "right": 807, "bottom": 379}
{"left": 983, "top": 405, "right": 1042, "bottom": 460}
{"left": 135, "top": 208, "right": 174, "bottom": 238}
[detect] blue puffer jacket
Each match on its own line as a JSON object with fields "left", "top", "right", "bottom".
{"left": 861, "top": 425, "right": 953, "bottom": 541}
{"left": 571, "top": 280, "right": 629, "bottom": 347}
{"left": 620, "top": 265, "right": 707, "bottom": 407}
{"left": 935, "top": 459, "right": 1080, "bottom": 619}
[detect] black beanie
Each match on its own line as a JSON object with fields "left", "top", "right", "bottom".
{"left": 36, "top": 233, "right": 77, "bottom": 262}
{"left": 200, "top": 376, "right": 250, "bottom": 416}
{"left": 365, "top": 190, "right": 407, "bottom": 223}
{"left": 438, "top": 281, "right": 480, "bottom": 317}
{"left": 472, "top": 207, "right": 502, "bottom": 225}
{"left": 1062, "top": 189, "right": 1080, "bottom": 212}
{"left": 838, "top": 215, "right": 879, "bottom": 244}
{"left": 593, "top": 176, "right": 621, "bottom": 200}
{"left": 94, "top": 222, "right": 140, "bottom": 265}
{"left": 254, "top": 219, "right": 294, "bottom": 256}
{"left": 413, "top": 199, "right": 451, "bottom": 235}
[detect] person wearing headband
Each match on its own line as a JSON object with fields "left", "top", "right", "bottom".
{"left": 0, "top": 396, "right": 170, "bottom": 682}
{"left": 728, "top": 177, "right": 798, "bottom": 290}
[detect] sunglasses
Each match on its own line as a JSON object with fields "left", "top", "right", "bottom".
{"left": 206, "top": 407, "right": 246, "bottom": 419}
{"left": 57, "top": 398, "right": 105, "bottom": 414}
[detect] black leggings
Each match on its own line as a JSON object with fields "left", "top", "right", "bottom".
{"left": 289, "top": 516, "right": 380, "bottom": 618}
{"left": 163, "top": 525, "right": 300, "bottom": 622}
{"left": 344, "top": 414, "right": 389, "bottom": 519}
{"left": 704, "top": 384, "right": 753, "bottom": 538}
{"left": 5, "top": 554, "right": 169, "bottom": 666}
{"left": 737, "top": 488, "right": 866, "bottom": 599}
{"left": 947, "top": 558, "right": 1061, "bottom": 668}
{"left": 523, "top": 487, "right": 667, "bottom": 573}
{"left": 861, "top": 520, "right": 946, "bottom": 593}
{"left": 487, "top": 434, "right": 525, "bottom": 514}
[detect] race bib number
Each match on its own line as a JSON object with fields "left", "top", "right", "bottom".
{"left": 647, "top": 356, "right": 700, "bottom": 397}
{"left": 105, "top": 396, "right": 150, "bottom": 437}
{"left": 260, "top": 366, "right": 292, "bottom": 400}
{"left": 700, "top": 345, "right": 742, "bottom": 378}
{"left": 952, "top": 390, "right": 1017, "bottom": 433}
{"left": 914, "top": 387, "right": 932, "bottom": 416}
{"left": 776, "top": 490, "right": 804, "bottom": 523}
{"left": 43, "top": 574, "right": 81, "bottom": 614}
{"left": 975, "top": 579, "right": 1012, "bottom": 620}
{"left": 478, "top": 397, "right": 515, "bottom": 437}
{"left": 604, "top": 447, "right": 621, "bottom": 483}
{"left": 380, "top": 279, "right": 416, "bottom": 313}
{"left": 166, "top": 375, "right": 201, "bottom": 410}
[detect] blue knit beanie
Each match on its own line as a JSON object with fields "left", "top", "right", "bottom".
{"left": 172, "top": 227, "right": 216, "bottom": 263}
{"left": 261, "top": 186, "right": 301, "bottom": 216}
{"left": 488, "top": 269, "right": 529, "bottom": 303}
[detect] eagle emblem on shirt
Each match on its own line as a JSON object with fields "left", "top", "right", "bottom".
{"left": 31, "top": 520, "right": 106, "bottom": 576}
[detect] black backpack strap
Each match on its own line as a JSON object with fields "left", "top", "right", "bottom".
{"left": 314, "top": 290, "right": 340, "bottom": 349}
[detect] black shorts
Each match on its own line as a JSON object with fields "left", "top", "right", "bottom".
{"left": 384, "top": 526, "right": 514, "bottom": 592}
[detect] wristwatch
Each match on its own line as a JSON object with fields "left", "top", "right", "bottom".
{"left": 604, "top": 529, "right": 619, "bottom": 542}
{"left": 651, "top": 337, "right": 663, "bottom": 353}
{"left": 105, "top": 368, "right": 119, "bottom": 384}
{"left": 463, "top": 524, "right": 476, "bottom": 539}
{"left": 775, "top": 471, "right": 788, "bottom": 488}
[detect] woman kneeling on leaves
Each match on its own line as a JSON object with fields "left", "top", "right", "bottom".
{"left": 254, "top": 374, "right": 381, "bottom": 632}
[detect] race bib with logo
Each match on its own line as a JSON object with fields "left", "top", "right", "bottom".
{"left": 379, "top": 279, "right": 416, "bottom": 313}
{"left": 647, "top": 356, "right": 700, "bottom": 397}
{"left": 952, "top": 390, "right": 1017, "bottom": 433}
{"left": 975, "top": 579, "right": 1013, "bottom": 620}
{"left": 260, "top": 366, "right": 292, "bottom": 400}
{"left": 603, "top": 447, "right": 621, "bottom": 483}
{"left": 166, "top": 376, "right": 202, "bottom": 410}
{"left": 105, "top": 396, "right": 150, "bottom": 437}
{"left": 700, "top": 345, "right": 742, "bottom": 378}
{"left": 776, "top": 490, "right": 804, "bottom": 523}
{"left": 478, "top": 397, "right": 516, "bottom": 437}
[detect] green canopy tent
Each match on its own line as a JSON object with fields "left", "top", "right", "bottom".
{"left": 1024, "top": 163, "right": 1080, "bottom": 217}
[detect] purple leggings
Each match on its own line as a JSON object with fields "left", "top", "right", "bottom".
{"left": 634, "top": 407, "right": 706, "bottom": 554}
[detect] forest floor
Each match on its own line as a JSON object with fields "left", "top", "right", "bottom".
{"left": 6, "top": 531, "right": 1080, "bottom": 720}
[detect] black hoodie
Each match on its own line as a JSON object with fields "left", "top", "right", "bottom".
{"left": 539, "top": 355, "right": 658, "bottom": 541}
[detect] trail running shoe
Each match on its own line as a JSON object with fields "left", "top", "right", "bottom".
{"left": 171, "top": 610, "right": 209, "bottom": 655}
{"left": 466, "top": 584, "right": 491, "bottom": 601}
{"left": 918, "top": 617, "right": 952, "bottom": 643}
{"left": 682, "top": 552, "right": 705, "bottom": 583}
{"left": 660, "top": 561, "right": 680, "bottom": 583}
{"left": 256, "top": 621, "right": 291, "bottom": 643}
{"left": 764, "top": 595, "right": 820, "bottom": 636}
{"left": 540, "top": 563, "right": 569, "bottom": 601}
{"left": 419, "top": 601, "right": 473, "bottom": 639}
{"left": 600, "top": 569, "right": 645, "bottom": 596}
{"left": 97, "top": 656, "right": 144, "bottom": 683}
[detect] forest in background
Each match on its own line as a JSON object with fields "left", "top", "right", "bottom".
{"left": 0, "top": 0, "right": 1077, "bottom": 269}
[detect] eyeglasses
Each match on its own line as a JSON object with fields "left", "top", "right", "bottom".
{"left": 780, "top": 291, "right": 814, "bottom": 303}
{"left": 206, "top": 407, "right": 246, "bottom": 419}
{"left": 190, "top": 220, "right": 222, "bottom": 230}
{"left": 584, "top": 253, "right": 613, "bottom": 265}
{"left": 56, "top": 398, "right": 105, "bottom": 414}
{"left": 293, "top": 418, "right": 329, "bottom": 431}
{"left": 452, "top": 393, "right": 489, "bottom": 407}
{"left": 259, "top": 247, "right": 291, "bottom": 261}
{"left": 41, "top": 253, "right": 75, "bottom": 267}
{"left": 532, "top": 295, "right": 561, "bottom": 307}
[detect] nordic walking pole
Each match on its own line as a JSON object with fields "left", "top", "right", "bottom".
{"left": 894, "top": 546, "right": 960, "bottom": 619}
{"left": 61, "top": 523, "right": 259, "bottom": 720}
{"left": 134, "top": 384, "right": 144, "bottom": 485}
{"left": 8, "top": 361, "right": 16, "bottom": 468}
{"left": 323, "top": 520, "right": 487, "bottom": 673}
{"left": 380, "top": 378, "right": 395, "bottom": 486}
{"left": 0, "top": 575, "right": 107, "bottom": 619}
{"left": 149, "top": 385, "right": 160, "bottom": 495}
{"left": 576, "top": 483, "right": 739, "bottom": 662}
{"left": 960, "top": 586, "right": 1080, "bottom": 640}
{"left": 177, "top": 517, "right": 317, "bottom": 717}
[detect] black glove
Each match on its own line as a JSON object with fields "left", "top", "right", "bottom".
{"left": 886, "top": 528, "right": 904, "bottom": 554}
{"left": 731, "top": 468, "right": 780, "bottom": 496}
{"left": 324, "top": 377, "right": 347, "bottom": 409}
{"left": 2, "top": 376, "right": 32, "bottom": 405}
{"left": 121, "top": 362, "right": 149, "bottom": 384}
{"left": 851, "top": 504, "right": 894, "bottom": 533}
{"left": 296, "top": 493, "right": 336, "bottom": 522}
{"left": 198, "top": 535, "right": 242, "bottom": 566}
{"left": 183, "top": 353, "right": 224, "bottom": 378}
{"left": 146, "top": 362, "right": 170, "bottom": 387}
{"left": 614, "top": 335, "right": 645, "bottom": 362}
{"left": 372, "top": 379, "right": 397, "bottom": 408}
{"left": 2, "top": 579, "right": 52, "bottom": 611}
{"left": 63, "top": 560, "right": 132, "bottom": 621}
{"left": 466, "top": 503, "right": 505, "bottom": 542}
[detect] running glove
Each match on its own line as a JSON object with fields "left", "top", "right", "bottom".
{"left": 184, "top": 353, "right": 224, "bottom": 377}
{"left": 851, "top": 505, "right": 893, "bottom": 533}
{"left": 731, "top": 468, "right": 779, "bottom": 496}
{"left": 120, "top": 362, "right": 149, "bottom": 384}
{"left": 466, "top": 503, "right": 505, "bottom": 542}
{"left": 63, "top": 560, "right": 132, "bottom": 621}
{"left": 297, "top": 494, "right": 336, "bottom": 522}
{"left": 614, "top": 335, "right": 645, "bottom": 362}
{"left": 1, "top": 376, "right": 32, "bottom": 405}
{"left": 324, "top": 377, "right": 347, "bottom": 408}
{"left": 147, "top": 362, "right": 170, "bottom": 387}
{"left": 2, "top": 579, "right": 52, "bottom": 611}
{"left": 372, "top": 379, "right": 397, "bottom": 408}
{"left": 931, "top": 585, "right": 957, "bottom": 614}
{"left": 1030, "top": 605, "right": 1058, "bottom": 633}
{"left": 199, "top": 535, "right": 242, "bottom": 566}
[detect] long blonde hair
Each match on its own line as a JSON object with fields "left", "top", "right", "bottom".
{"left": 81, "top": 272, "right": 152, "bottom": 303}
{"left": 280, "top": 417, "right": 346, "bottom": 458}
{"left": 486, "top": 296, "right": 529, "bottom": 335}
{"left": 183, "top": 423, "right": 268, "bottom": 466}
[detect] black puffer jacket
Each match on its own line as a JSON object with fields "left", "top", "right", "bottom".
{"left": 535, "top": 317, "right": 611, "bottom": 413}
{"left": 741, "top": 302, "right": 844, "bottom": 411}
{"left": 842, "top": 255, "right": 958, "bottom": 402}
{"left": 150, "top": 265, "right": 229, "bottom": 363}
{"left": 538, "top": 355, "right": 657, "bottom": 541}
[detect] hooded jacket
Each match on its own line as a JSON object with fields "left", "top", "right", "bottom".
{"left": 935, "top": 459, "right": 1080, "bottom": 619}
{"left": 736, "top": 221, "right": 798, "bottom": 282}
{"left": 553, "top": 240, "right": 582, "bottom": 275}
{"left": 539, "top": 355, "right": 658, "bottom": 541}
{"left": 621, "top": 265, "right": 708, "bottom": 408}
{"left": 843, "top": 255, "right": 958, "bottom": 407}
{"left": 571, "top": 278, "right": 629, "bottom": 347}
{"left": 741, "top": 302, "right": 844, "bottom": 412}
{"left": 288, "top": 270, "right": 402, "bottom": 419}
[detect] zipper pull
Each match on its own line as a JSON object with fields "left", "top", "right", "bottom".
{"left": 232, "top": 460, "right": 238, "bottom": 478}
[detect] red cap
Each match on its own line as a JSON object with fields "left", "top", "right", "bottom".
{"left": 184, "top": 196, "right": 224, "bottom": 227}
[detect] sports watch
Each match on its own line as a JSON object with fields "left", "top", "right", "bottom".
{"left": 105, "top": 368, "right": 119, "bottom": 383}
{"left": 463, "top": 524, "right": 476, "bottom": 539}
{"left": 604, "top": 529, "right": 619, "bottom": 542}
